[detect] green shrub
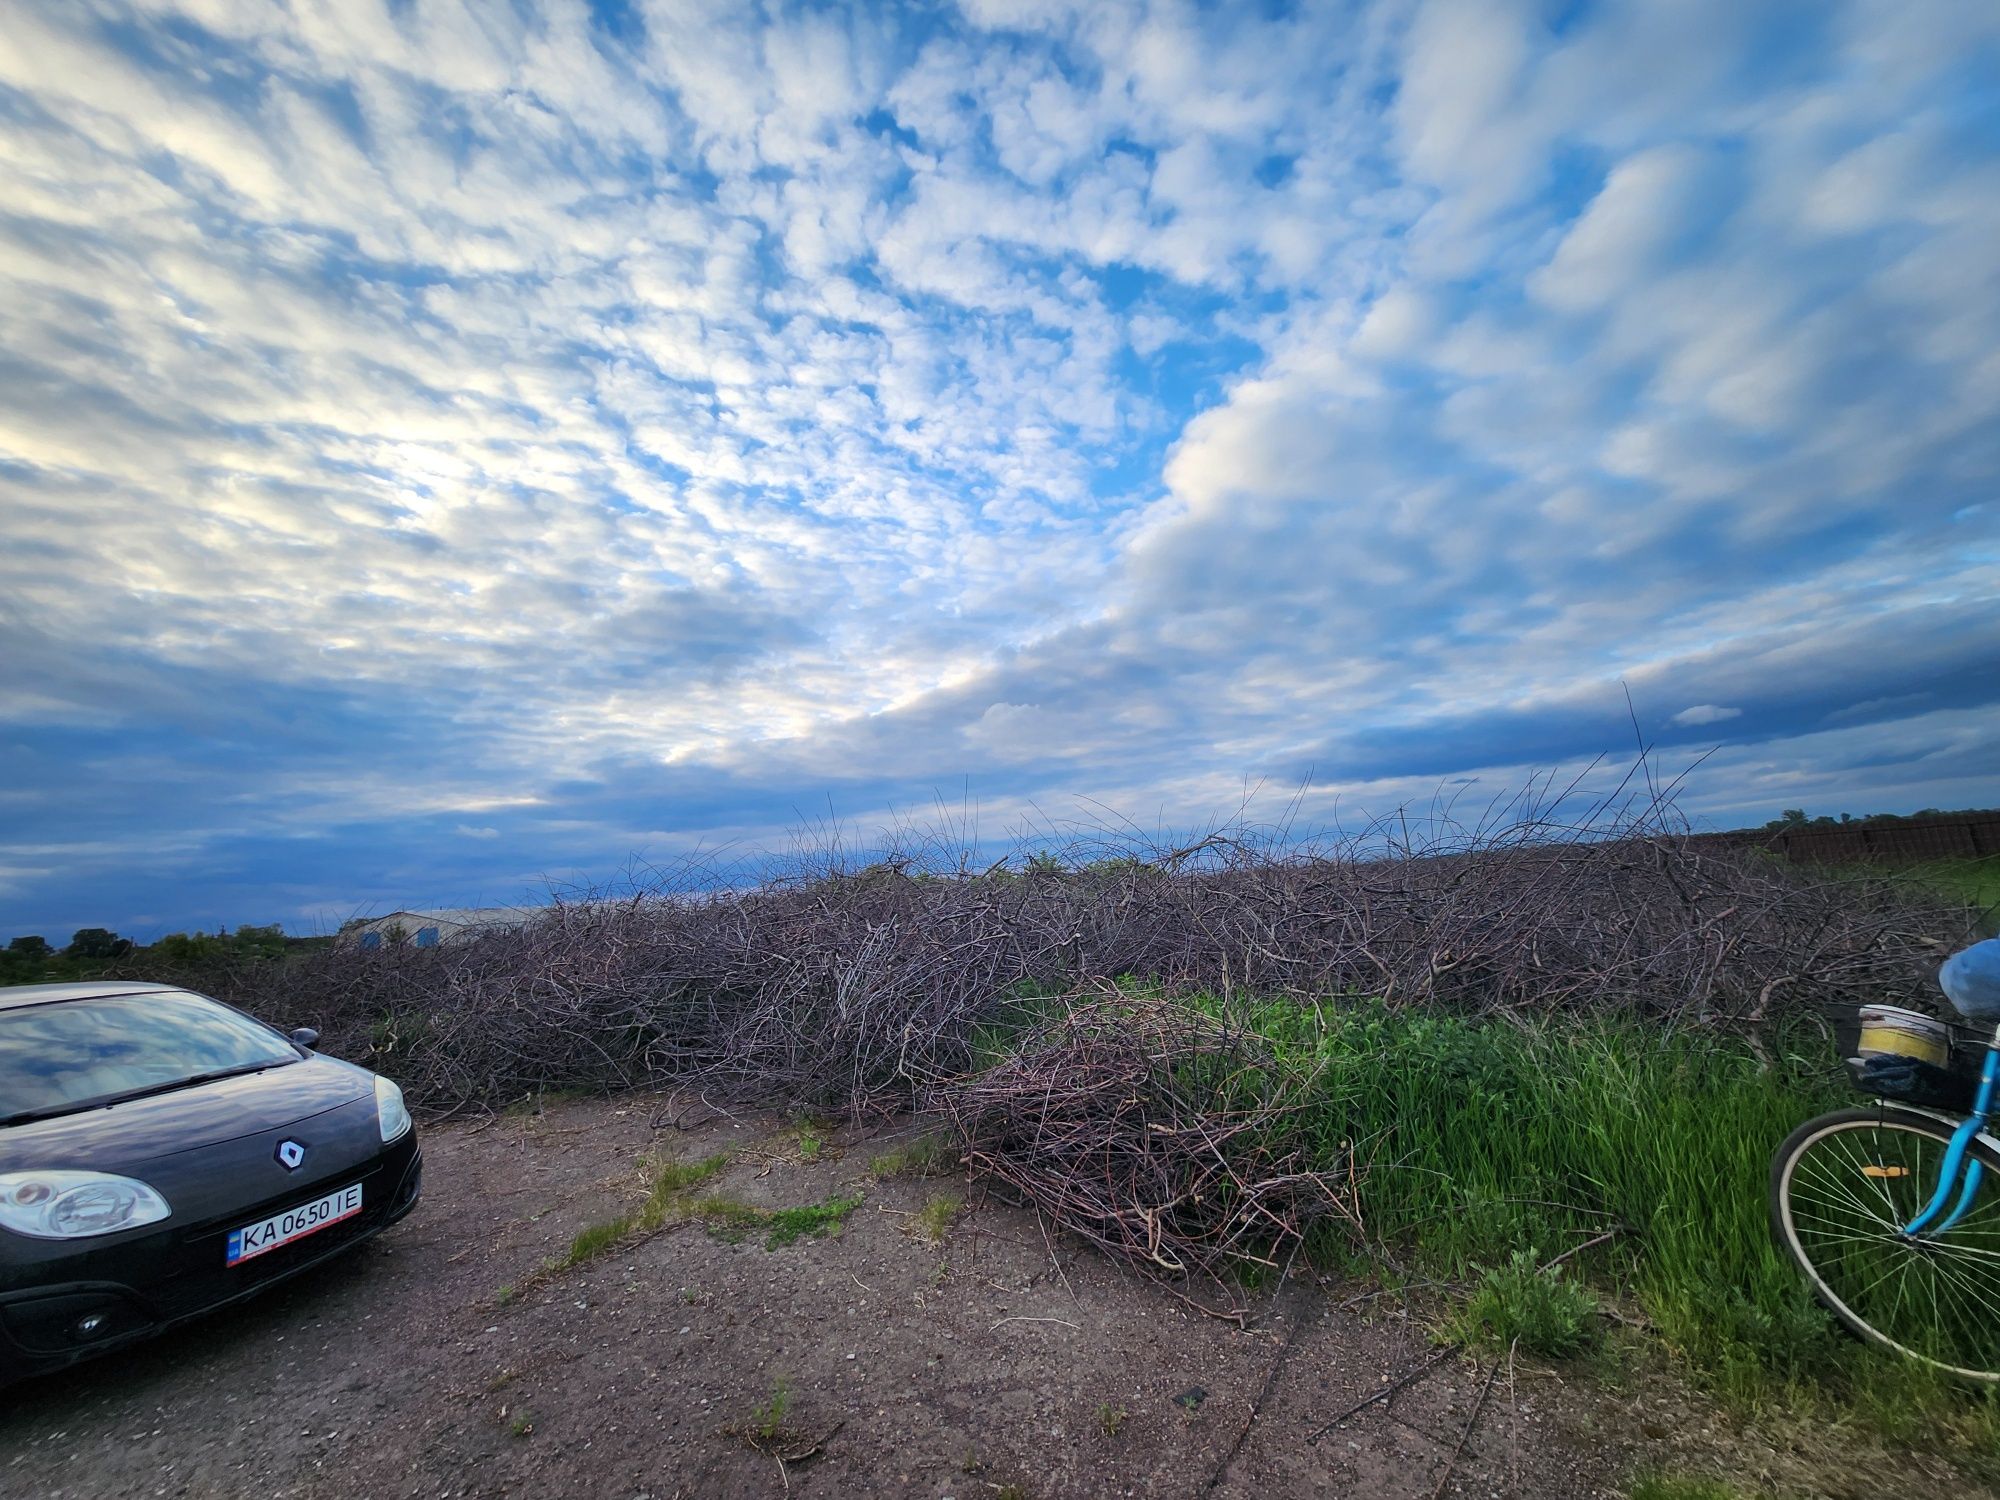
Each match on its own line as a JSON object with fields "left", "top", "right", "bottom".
{"left": 1446, "top": 1249, "right": 1597, "bottom": 1357}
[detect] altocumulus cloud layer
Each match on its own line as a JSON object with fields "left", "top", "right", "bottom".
{"left": 1, "top": 0, "right": 1996, "bottom": 933}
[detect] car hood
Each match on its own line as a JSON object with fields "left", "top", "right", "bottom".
{"left": 0, "top": 1054, "right": 375, "bottom": 1171}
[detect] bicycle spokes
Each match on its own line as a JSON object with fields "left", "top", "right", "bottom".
{"left": 1781, "top": 1119, "right": 2000, "bottom": 1378}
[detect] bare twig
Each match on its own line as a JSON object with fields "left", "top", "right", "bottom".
{"left": 1205, "top": 1298, "right": 1307, "bottom": 1491}
{"left": 1539, "top": 1228, "right": 1622, "bottom": 1273}
{"left": 1428, "top": 1354, "right": 1503, "bottom": 1500}
{"left": 1306, "top": 1345, "right": 1459, "bottom": 1446}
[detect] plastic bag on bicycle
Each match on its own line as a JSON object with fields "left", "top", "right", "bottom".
{"left": 1940, "top": 937, "right": 2000, "bottom": 1021}
{"left": 1849, "top": 1052, "right": 1979, "bottom": 1113}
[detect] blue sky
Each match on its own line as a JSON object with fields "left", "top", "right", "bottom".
{"left": 1, "top": 0, "right": 1997, "bottom": 938}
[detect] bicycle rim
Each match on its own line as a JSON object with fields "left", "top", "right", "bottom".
{"left": 1775, "top": 1114, "right": 2000, "bottom": 1381}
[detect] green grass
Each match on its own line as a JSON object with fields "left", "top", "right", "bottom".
{"left": 1898, "top": 857, "right": 2000, "bottom": 926}
{"left": 910, "top": 1191, "right": 963, "bottom": 1245}
{"left": 689, "top": 1196, "right": 768, "bottom": 1242}
{"left": 868, "top": 1131, "right": 960, "bottom": 1178}
{"left": 1276, "top": 1006, "right": 1845, "bottom": 1393}
{"left": 523, "top": 1152, "right": 858, "bottom": 1288}
{"left": 762, "top": 1193, "right": 864, "bottom": 1248}
{"left": 530, "top": 1150, "right": 733, "bottom": 1280}
{"left": 647, "top": 1152, "right": 734, "bottom": 1204}
{"left": 1132, "top": 996, "right": 2000, "bottom": 1456}
{"left": 1625, "top": 1473, "right": 1762, "bottom": 1500}
{"left": 693, "top": 1190, "right": 864, "bottom": 1249}
{"left": 1626, "top": 1473, "right": 1831, "bottom": 1500}
{"left": 558, "top": 1217, "right": 632, "bottom": 1267}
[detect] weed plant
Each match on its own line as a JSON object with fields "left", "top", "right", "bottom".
{"left": 1445, "top": 1248, "right": 1598, "bottom": 1357}
{"left": 793, "top": 1121, "right": 829, "bottom": 1162}
{"left": 750, "top": 1377, "right": 792, "bottom": 1440}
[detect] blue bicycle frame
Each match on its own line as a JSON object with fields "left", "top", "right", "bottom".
{"left": 1901, "top": 1024, "right": 2000, "bottom": 1238}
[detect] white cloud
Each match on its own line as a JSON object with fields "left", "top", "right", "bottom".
{"left": 1350, "top": 287, "right": 1440, "bottom": 363}
{"left": 1530, "top": 145, "right": 1718, "bottom": 312}
{"left": 1672, "top": 705, "right": 1743, "bottom": 727}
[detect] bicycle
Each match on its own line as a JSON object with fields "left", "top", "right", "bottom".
{"left": 1769, "top": 939, "right": 2000, "bottom": 1382}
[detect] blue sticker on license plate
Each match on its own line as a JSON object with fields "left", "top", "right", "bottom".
{"left": 227, "top": 1182, "right": 364, "bottom": 1265}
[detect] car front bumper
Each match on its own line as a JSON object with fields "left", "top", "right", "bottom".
{"left": 0, "top": 1136, "right": 421, "bottom": 1385}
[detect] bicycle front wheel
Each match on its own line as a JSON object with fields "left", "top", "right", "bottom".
{"left": 1771, "top": 1107, "right": 2000, "bottom": 1381}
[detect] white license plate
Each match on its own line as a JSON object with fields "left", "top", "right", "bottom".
{"left": 226, "top": 1182, "right": 363, "bottom": 1266}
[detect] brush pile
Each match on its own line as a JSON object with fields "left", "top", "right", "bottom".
{"left": 142, "top": 811, "right": 1976, "bottom": 1115}
{"left": 929, "top": 991, "right": 1357, "bottom": 1300}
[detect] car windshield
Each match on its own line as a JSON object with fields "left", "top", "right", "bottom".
{"left": 0, "top": 991, "right": 298, "bottom": 1121}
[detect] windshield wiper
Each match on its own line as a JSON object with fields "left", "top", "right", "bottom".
{"left": 0, "top": 1058, "right": 293, "bottom": 1127}
{"left": 0, "top": 1104, "right": 80, "bottom": 1127}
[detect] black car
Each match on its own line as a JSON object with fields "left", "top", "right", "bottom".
{"left": 0, "top": 981, "right": 421, "bottom": 1383}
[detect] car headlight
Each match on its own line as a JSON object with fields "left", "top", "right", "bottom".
{"left": 374, "top": 1075, "right": 411, "bottom": 1142}
{"left": 0, "top": 1171, "right": 172, "bottom": 1240}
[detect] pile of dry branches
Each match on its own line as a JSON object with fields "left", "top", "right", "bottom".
{"left": 143, "top": 808, "right": 1978, "bottom": 1117}
{"left": 928, "top": 991, "right": 1357, "bottom": 1302}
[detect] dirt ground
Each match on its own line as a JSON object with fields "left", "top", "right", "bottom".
{"left": 0, "top": 1098, "right": 1980, "bottom": 1500}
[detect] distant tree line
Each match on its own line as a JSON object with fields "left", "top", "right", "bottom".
{"left": 1758, "top": 806, "right": 1998, "bottom": 832}
{"left": 0, "top": 923, "right": 325, "bottom": 987}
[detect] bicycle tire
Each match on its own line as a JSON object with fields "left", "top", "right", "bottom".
{"left": 1770, "top": 1106, "right": 2000, "bottom": 1382}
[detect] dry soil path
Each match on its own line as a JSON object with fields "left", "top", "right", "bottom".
{"left": 0, "top": 1098, "right": 1931, "bottom": 1499}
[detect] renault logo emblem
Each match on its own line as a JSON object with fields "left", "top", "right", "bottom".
{"left": 275, "top": 1140, "right": 307, "bottom": 1171}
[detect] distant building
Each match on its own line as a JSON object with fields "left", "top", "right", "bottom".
{"left": 344, "top": 907, "right": 536, "bottom": 950}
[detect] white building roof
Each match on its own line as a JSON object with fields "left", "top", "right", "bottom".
{"left": 350, "top": 906, "right": 538, "bottom": 932}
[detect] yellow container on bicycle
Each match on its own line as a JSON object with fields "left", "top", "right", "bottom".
{"left": 1854, "top": 1004, "right": 1951, "bottom": 1068}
